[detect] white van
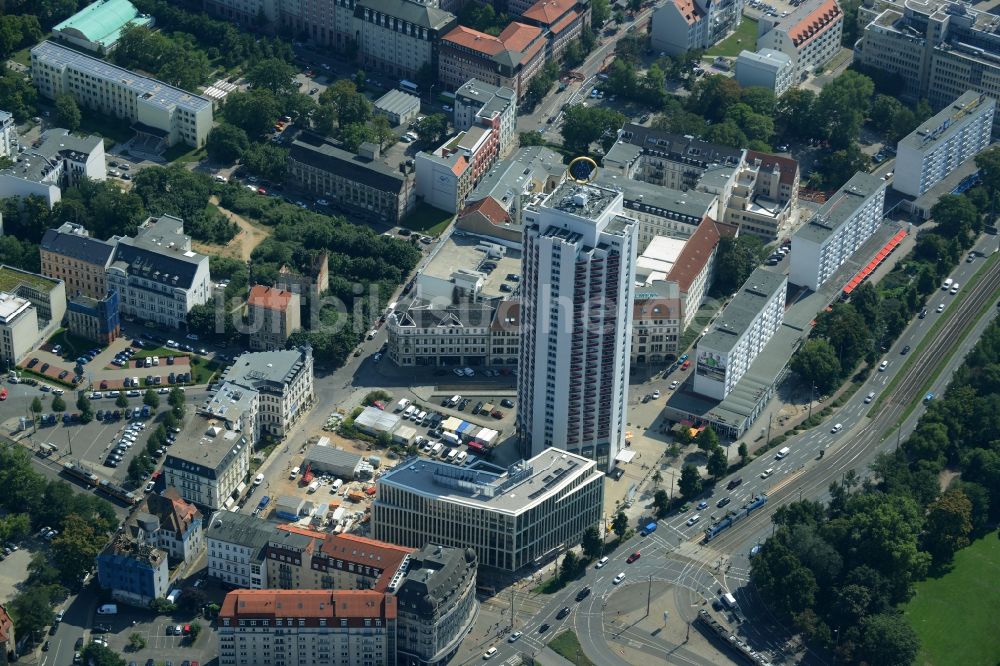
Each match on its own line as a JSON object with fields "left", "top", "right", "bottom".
{"left": 395, "top": 398, "right": 411, "bottom": 412}
{"left": 367, "top": 330, "right": 377, "bottom": 340}
{"left": 446, "top": 448, "right": 458, "bottom": 461}
{"left": 331, "top": 479, "right": 344, "bottom": 491}
{"left": 721, "top": 592, "right": 738, "bottom": 610}
{"left": 307, "top": 481, "right": 319, "bottom": 493}
{"left": 942, "top": 277, "right": 953, "bottom": 291}
{"left": 431, "top": 442, "right": 444, "bottom": 456}
{"left": 289, "top": 466, "right": 300, "bottom": 480}
{"left": 448, "top": 395, "right": 461, "bottom": 406}
{"left": 775, "top": 446, "right": 790, "bottom": 459}
{"left": 97, "top": 604, "right": 118, "bottom": 615}
{"left": 403, "top": 405, "right": 416, "bottom": 419}
{"left": 415, "top": 410, "right": 427, "bottom": 423}
{"left": 441, "top": 431, "right": 460, "bottom": 446}
{"left": 455, "top": 450, "right": 468, "bottom": 464}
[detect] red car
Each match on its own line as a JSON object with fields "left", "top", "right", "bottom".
{"left": 626, "top": 552, "right": 641, "bottom": 563}
{"left": 257, "top": 187, "right": 267, "bottom": 195}
{"left": 681, "top": 360, "right": 691, "bottom": 370}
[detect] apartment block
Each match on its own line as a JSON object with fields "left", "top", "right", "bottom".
{"left": 894, "top": 91, "right": 995, "bottom": 197}
{"left": 287, "top": 134, "right": 415, "bottom": 226}
{"left": 218, "top": 589, "right": 397, "bottom": 666}
{"left": 247, "top": 285, "right": 301, "bottom": 351}
{"left": 735, "top": 48, "right": 795, "bottom": 96}
{"left": 652, "top": 0, "right": 745, "bottom": 56}
{"left": 40, "top": 222, "right": 115, "bottom": 300}
{"left": 706, "top": 150, "right": 800, "bottom": 241}
{"left": 31, "top": 41, "right": 213, "bottom": 148}
{"left": 857, "top": 0, "right": 1000, "bottom": 118}
{"left": 353, "top": 0, "right": 457, "bottom": 80}
{"left": 518, "top": 182, "right": 638, "bottom": 469}
{"left": 789, "top": 172, "right": 887, "bottom": 291}
{"left": 415, "top": 125, "right": 498, "bottom": 213}
{"left": 130, "top": 488, "right": 204, "bottom": 565}
{"left": 165, "top": 416, "right": 252, "bottom": 511}
{"left": 0, "top": 294, "right": 38, "bottom": 368}
{"left": 207, "top": 512, "right": 273, "bottom": 589}
{"left": 453, "top": 79, "right": 518, "bottom": 159}
{"left": 616, "top": 124, "right": 744, "bottom": 191}
{"left": 374, "top": 449, "right": 603, "bottom": 572}
{"left": 0, "top": 111, "right": 17, "bottom": 158}
{"left": 214, "top": 346, "right": 315, "bottom": 439}
{"left": 96, "top": 532, "right": 169, "bottom": 607}
{"left": 757, "top": 0, "right": 843, "bottom": 77}
{"left": 388, "top": 301, "right": 494, "bottom": 367}
{"left": 693, "top": 268, "right": 787, "bottom": 400}
{"left": 631, "top": 295, "right": 682, "bottom": 366}
{"left": 438, "top": 23, "right": 545, "bottom": 100}
{"left": 107, "top": 215, "right": 211, "bottom": 329}
{"left": 0, "top": 128, "right": 105, "bottom": 208}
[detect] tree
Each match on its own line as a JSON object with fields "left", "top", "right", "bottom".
{"left": 188, "top": 620, "right": 203, "bottom": 641}
{"left": 223, "top": 89, "right": 282, "bottom": 138}
{"left": 738, "top": 442, "right": 748, "bottom": 463}
{"left": 246, "top": 58, "right": 297, "bottom": 96}
{"left": 51, "top": 394, "right": 66, "bottom": 412}
{"left": 169, "top": 387, "right": 186, "bottom": 414}
{"left": 8, "top": 584, "right": 55, "bottom": 641}
{"left": 519, "top": 131, "right": 545, "bottom": 147}
{"left": 51, "top": 514, "right": 104, "bottom": 586}
{"left": 416, "top": 114, "right": 449, "bottom": 146}
{"left": 777, "top": 88, "right": 817, "bottom": 140}
{"left": 560, "top": 105, "right": 627, "bottom": 155}
{"left": 560, "top": 550, "right": 580, "bottom": 581}
{"left": 790, "top": 339, "right": 843, "bottom": 394}
{"left": 116, "top": 392, "right": 128, "bottom": 409}
{"left": 178, "top": 587, "right": 208, "bottom": 612}
{"left": 922, "top": 488, "right": 972, "bottom": 564}
{"left": 696, "top": 426, "right": 719, "bottom": 452}
{"left": 707, "top": 446, "right": 728, "bottom": 479}
{"left": 592, "top": 0, "right": 611, "bottom": 24}
{"left": 975, "top": 145, "right": 1000, "bottom": 224}
{"left": 687, "top": 75, "right": 742, "bottom": 123}
{"left": 206, "top": 124, "right": 250, "bottom": 164}
{"left": 653, "top": 489, "right": 670, "bottom": 518}
{"left": 815, "top": 143, "right": 869, "bottom": 190}
{"left": 815, "top": 71, "right": 874, "bottom": 148}
{"left": 678, "top": 464, "right": 703, "bottom": 500}
{"left": 163, "top": 410, "right": 179, "bottom": 432}
{"left": 31, "top": 396, "right": 42, "bottom": 415}
{"left": 241, "top": 143, "right": 288, "bottom": 183}
{"left": 581, "top": 525, "right": 603, "bottom": 560}
{"left": 143, "top": 389, "right": 160, "bottom": 410}
{"left": 312, "top": 104, "right": 337, "bottom": 136}
{"left": 128, "top": 632, "right": 147, "bottom": 651}
{"left": 930, "top": 194, "right": 979, "bottom": 246}
{"left": 54, "top": 93, "right": 81, "bottom": 132}
{"left": 76, "top": 393, "right": 93, "bottom": 423}
{"left": 611, "top": 511, "right": 629, "bottom": 539}
{"left": 858, "top": 613, "right": 920, "bottom": 666}
{"left": 80, "top": 641, "right": 127, "bottom": 666}
{"left": 710, "top": 234, "right": 765, "bottom": 296}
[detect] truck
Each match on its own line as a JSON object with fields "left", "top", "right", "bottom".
{"left": 721, "top": 592, "right": 738, "bottom": 611}
{"left": 641, "top": 521, "right": 657, "bottom": 536}
{"left": 441, "top": 432, "right": 460, "bottom": 446}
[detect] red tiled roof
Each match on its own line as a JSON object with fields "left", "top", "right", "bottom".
{"left": 633, "top": 297, "right": 681, "bottom": 321}
{"left": 787, "top": 0, "right": 841, "bottom": 47}
{"left": 746, "top": 150, "right": 799, "bottom": 187}
{"left": 248, "top": 285, "right": 294, "bottom": 312}
{"left": 549, "top": 9, "right": 579, "bottom": 34}
{"left": 459, "top": 197, "right": 510, "bottom": 226}
{"left": 499, "top": 22, "right": 544, "bottom": 52}
{"left": 319, "top": 533, "right": 413, "bottom": 592}
{"left": 221, "top": 589, "right": 396, "bottom": 622}
{"left": 666, "top": 217, "right": 722, "bottom": 292}
{"left": 672, "top": 0, "right": 704, "bottom": 24}
{"left": 277, "top": 523, "right": 328, "bottom": 540}
{"left": 152, "top": 487, "right": 202, "bottom": 537}
{"left": 443, "top": 25, "right": 505, "bottom": 55}
{"left": 0, "top": 604, "right": 12, "bottom": 644}
{"left": 522, "top": 0, "right": 575, "bottom": 25}
{"left": 452, "top": 154, "right": 469, "bottom": 176}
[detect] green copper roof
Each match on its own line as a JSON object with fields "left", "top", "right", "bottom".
{"left": 53, "top": 0, "right": 153, "bottom": 48}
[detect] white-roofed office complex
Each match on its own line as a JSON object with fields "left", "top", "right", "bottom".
{"left": 373, "top": 450, "right": 603, "bottom": 572}
{"left": 30, "top": 41, "right": 213, "bottom": 148}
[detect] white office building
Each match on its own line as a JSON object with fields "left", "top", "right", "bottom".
{"left": 789, "top": 172, "right": 887, "bottom": 291}
{"left": 0, "top": 111, "right": 17, "bottom": 158}
{"left": 0, "top": 128, "right": 105, "bottom": 208}
{"left": 164, "top": 416, "right": 252, "bottom": 512}
{"left": 373, "top": 449, "right": 604, "bottom": 572}
{"left": 106, "top": 215, "right": 211, "bottom": 329}
{"left": 206, "top": 512, "right": 273, "bottom": 589}
{"left": 0, "top": 293, "right": 38, "bottom": 367}
{"left": 735, "top": 48, "right": 795, "bottom": 96}
{"left": 692, "top": 268, "right": 787, "bottom": 401}
{"left": 31, "top": 41, "right": 213, "bottom": 148}
{"left": 894, "top": 91, "right": 996, "bottom": 197}
{"left": 517, "top": 181, "right": 638, "bottom": 470}
{"left": 757, "top": 0, "right": 844, "bottom": 77}
{"left": 651, "top": 0, "right": 744, "bottom": 56}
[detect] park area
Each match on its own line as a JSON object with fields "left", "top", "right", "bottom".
{"left": 903, "top": 531, "right": 1000, "bottom": 665}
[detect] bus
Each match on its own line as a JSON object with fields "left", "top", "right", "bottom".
{"left": 400, "top": 79, "right": 419, "bottom": 95}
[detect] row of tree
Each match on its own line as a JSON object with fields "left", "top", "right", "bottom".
{"left": 751, "top": 310, "right": 1000, "bottom": 665}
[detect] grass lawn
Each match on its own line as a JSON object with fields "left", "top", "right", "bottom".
{"left": 10, "top": 46, "right": 33, "bottom": 68}
{"left": 190, "top": 356, "right": 222, "bottom": 385}
{"left": 45, "top": 329, "right": 97, "bottom": 359}
{"left": 404, "top": 202, "right": 453, "bottom": 236}
{"left": 79, "top": 110, "right": 135, "bottom": 148}
{"left": 904, "top": 531, "right": 1000, "bottom": 666}
{"left": 164, "top": 142, "right": 207, "bottom": 163}
{"left": 547, "top": 631, "right": 597, "bottom": 666}
{"left": 532, "top": 576, "right": 568, "bottom": 595}
{"left": 705, "top": 18, "right": 758, "bottom": 58}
